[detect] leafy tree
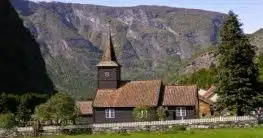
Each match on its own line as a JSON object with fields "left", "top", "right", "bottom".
{"left": 34, "top": 104, "right": 51, "bottom": 122}
{"left": 34, "top": 92, "right": 77, "bottom": 125}
{"left": 214, "top": 11, "right": 262, "bottom": 115}
{"left": 0, "top": 113, "right": 16, "bottom": 129}
{"left": 132, "top": 106, "right": 157, "bottom": 122}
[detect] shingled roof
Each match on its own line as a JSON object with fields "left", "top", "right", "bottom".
{"left": 162, "top": 85, "right": 198, "bottom": 106}
{"left": 203, "top": 85, "right": 216, "bottom": 98}
{"left": 93, "top": 80, "right": 162, "bottom": 107}
{"left": 76, "top": 101, "right": 93, "bottom": 115}
{"left": 97, "top": 24, "right": 120, "bottom": 67}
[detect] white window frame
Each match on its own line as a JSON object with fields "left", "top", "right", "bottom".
{"left": 176, "top": 107, "right": 186, "bottom": 117}
{"left": 105, "top": 108, "right": 115, "bottom": 118}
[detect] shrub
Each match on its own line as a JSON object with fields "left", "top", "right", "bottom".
{"left": 163, "top": 125, "right": 186, "bottom": 134}
{"left": 156, "top": 106, "right": 168, "bottom": 121}
{"left": 60, "top": 128, "right": 92, "bottom": 135}
{"left": 132, "top": 106, "right": 157, "bottom": 122}
{"left": 116, "top": 129, "right": 130, "bottom": 136}
{"left": 0, "top": 113, "right": 16, "bottom": 129}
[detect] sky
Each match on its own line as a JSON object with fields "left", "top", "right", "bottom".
{"left": 29, "top": 0, "right": 263, "bottom": 34}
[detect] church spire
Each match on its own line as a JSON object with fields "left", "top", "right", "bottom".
{"left": 97, "top": 20, "right": 119, "bottom": 67}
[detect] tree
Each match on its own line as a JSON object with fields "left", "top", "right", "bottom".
{"left": 34, "top": 104, "right": 51, "bottom": 122}
{"left": 34, "top": 92, "right": 77, "bottom": 125}
{"left": 0, "top": 113, "right": 16, "bottom": 129}
{"left": 0, "top": 93, "right": 8, "bottom": 113}
{"left": 214, "top": 11, "right": 262, "bottom": 115}
{"left": 16, "top": 94, "right": 33, "bottom": 126}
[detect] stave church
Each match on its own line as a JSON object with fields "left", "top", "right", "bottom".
{"left": 76, "top": 25, "right": 204, "bottom": 124}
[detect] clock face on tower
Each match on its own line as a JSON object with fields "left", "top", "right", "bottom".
{"left": 104, "top": 71, "right": 110, "bottom": 78}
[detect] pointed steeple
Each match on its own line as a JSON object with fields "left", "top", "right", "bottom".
{"left": 97, "top": 20, "right": 120, "bottom": 67}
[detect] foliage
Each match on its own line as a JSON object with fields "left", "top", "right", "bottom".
{"left": 163, "top": 125, "right": 187, "bottom": 134}
{"left": 213, "top": 11, "right": 262, "bottom": 115}
{"left": 60, "top": 128, "right": 92, "bottom": 135}
{"left": 34, "top": 104, "right": 51, "bottom": 122}
{"left": 156, "top": 106, "right": 168, "bottom": 121}
{"left": 0, "top": 113, "right": 16, "bottom": 129}
{"left": 132, "top": 106, "right": 157, "bottom": 122}
{"left": 16, "top": 94, "right": 34, "bottom": 126}
{"left": 175, "top": 67, "right": 217, "bottom": 89}
{"left": 34, "top": 92, "right": 78, "bottom": 125}
{"left": 256, "top": 54, "right": 263, "bottom": 80}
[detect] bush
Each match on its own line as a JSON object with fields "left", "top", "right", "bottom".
{"left": 0, "top": 113, "right": 16, "bottom": 129}
{"left": 116, "top": 129, "right": 130, "bottom": 136}
{"left": 163, "top": 125, "right": 186, "bottom": 134}
{"left": 156, "top": 106, "right": 167, "bottom": 121}
{"left": 60, "top": 128, "right": 92, "bottom": 135}
{"left": 132, "top": 106, "right": 157, "bottom": 122}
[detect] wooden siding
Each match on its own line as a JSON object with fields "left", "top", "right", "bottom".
{"left": 98, "top": 68, "right": 119, "bottom": 80}
{"left": 94, "top": 107, "right": 134, "bottom": 123}
{"left": 199, "top": 100, "right": 212, "bottom": 117}
{"left": 165, "top": 106, "right": 197, "bottom": 120}
{"left": 98, "top": 80, "right": 118, "bottom": 89}
{"left": 97, "top": 67, "right": 120, "bottom": 89}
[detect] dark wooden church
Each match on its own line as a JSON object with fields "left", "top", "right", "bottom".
{"left": 77, "top": 25, "right": 199, "bottom": 124}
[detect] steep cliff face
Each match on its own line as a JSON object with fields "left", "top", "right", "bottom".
{"left": 11, "top": 0, "right": 226, "bottom": 98}
{"left": 0, "top": 0, "right": 54, "bottom": 94}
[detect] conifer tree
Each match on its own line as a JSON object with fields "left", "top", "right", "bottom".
{"left": 214, "top": 11, "right": 262, "bottom": 115}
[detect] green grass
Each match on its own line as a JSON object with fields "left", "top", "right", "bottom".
{"left": 37, "top": 128, "right": 263, "bottom": 138}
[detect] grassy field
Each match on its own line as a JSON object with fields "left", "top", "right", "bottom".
{"left": 39, "top": 128, "right": 263, "bottom": 138}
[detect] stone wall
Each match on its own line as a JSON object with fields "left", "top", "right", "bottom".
{"left": 92, "top": 119, "right": 258, "bottom": 134}
{"left": 0, "top": 116, "right": 259, "bottom": 137}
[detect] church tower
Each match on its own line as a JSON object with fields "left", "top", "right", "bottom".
{"left": 96, "top": 23, "right": 121, "bottom": 89}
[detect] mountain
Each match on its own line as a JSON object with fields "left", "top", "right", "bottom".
{"left": 179, "top": 28, "right": 263, "bottom": 75}
{"left": 11, "top": 0, "right": 226, "bottom": 99}
{"left": 250, "top": 28, "right": 263, "bottom": 53}
{"left": 0, "top": 0, "right": 54, "bottom": 94}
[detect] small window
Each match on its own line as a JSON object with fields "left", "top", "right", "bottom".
{"left": 105, "top": 108, "right": 115, "bottom": 118}
{"left": 176, "top": 107, "right": 186, "bottom": 117}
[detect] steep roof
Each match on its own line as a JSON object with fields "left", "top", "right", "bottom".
{"left": 93, "top": 80, "right": 162, "bottom": 107}
{"left": 76, "top": 101, "right": 93, "bottom": 115}
{"left": 97, "top": 24, "right": 119, "bottom": 67}
{"left": 203, "top": 85, "right": 216, "bottom": 98}
{"left": 162, "top": 85, "right": 198, "bottom": 106}
{"left": 199, "top": 95, "right": 213, "bottom": 105}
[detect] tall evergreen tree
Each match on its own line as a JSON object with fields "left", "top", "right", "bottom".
{"left": 214, "top": 11, "right": 262, "bottom": 115}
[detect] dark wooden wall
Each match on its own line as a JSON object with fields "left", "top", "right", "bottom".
{"left": 97, "top": 67, "right": 120, "bottom": 89}
{"left": 166, "top": 106, "right": 197, "bottom": 120}
{"left": 93, "top": 107, "right": 135, "bottom": 123}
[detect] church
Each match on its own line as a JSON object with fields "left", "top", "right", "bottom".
{"left": 77, "top": 25, "right": 200, "bottom": 124}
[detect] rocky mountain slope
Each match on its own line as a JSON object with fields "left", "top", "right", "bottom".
{"left": 250, "top": 29, "right": 263, "bottom": 53}
{"left": 181, "top": 28, "right": 263, "bottom": 75}
{"left": 11, "top": 0, "right": 226, "bottom": 98}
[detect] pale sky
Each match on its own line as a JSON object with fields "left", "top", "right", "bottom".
{"left": 29, "top": 0, "right": 263, "bottom": 34}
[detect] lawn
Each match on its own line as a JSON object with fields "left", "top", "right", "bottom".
{"left": 39, "top": 128, "right": 263, "bottom": 138}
